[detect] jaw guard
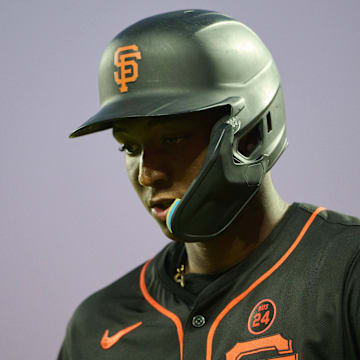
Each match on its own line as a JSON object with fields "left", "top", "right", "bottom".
{"left": 166, "top": 89, "right": 287, "bottom": 242}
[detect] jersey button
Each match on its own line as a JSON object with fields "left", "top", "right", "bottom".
{"left": 192, "top": 315, "right": 206, "bottom": 328}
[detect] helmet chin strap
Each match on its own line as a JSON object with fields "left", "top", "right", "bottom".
{"left": 166, "top": 104, "right": 268, "bottom": 242}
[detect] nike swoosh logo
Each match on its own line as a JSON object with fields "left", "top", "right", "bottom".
{"left": 100, "top": 321, "right": 142, "bottom": 350}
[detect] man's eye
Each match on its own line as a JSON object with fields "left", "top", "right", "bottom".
{"left": 163, "top": 136, "right": 186, "bottom": 145}
{"left": 118, "top": 143, "right": 140, "bottom": 155}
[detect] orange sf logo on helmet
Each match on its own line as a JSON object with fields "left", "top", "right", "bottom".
{"left": 113, "top": 45, "right": 142, "bottom": 93}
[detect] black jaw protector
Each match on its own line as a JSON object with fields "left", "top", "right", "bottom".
{"left": 166, "top": 86, "right": 287, "bottom": 242}
{"left": 166, "top": 98, "right": 269, "bottom": 242}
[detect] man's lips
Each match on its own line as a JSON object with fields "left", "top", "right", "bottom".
{"left": 149, "top": 199, "right": 175, "bottom": 222}
{"left": 151, "top": 206, "right": 170, "bottom": 221}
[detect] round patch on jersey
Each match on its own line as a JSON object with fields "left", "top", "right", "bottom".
{"left": 248, "top": 299, "right": 276, "bottom": 335}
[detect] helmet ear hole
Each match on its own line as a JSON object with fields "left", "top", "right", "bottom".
{"left": 266, "top": 112, "right": 272, "bottom": 133}
{"left": 237, "top": 122, "right": 262, "bottom": 157}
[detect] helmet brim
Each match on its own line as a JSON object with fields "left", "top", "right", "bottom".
{"left": 69, "top": 90, "right": 237, "bottom": 138}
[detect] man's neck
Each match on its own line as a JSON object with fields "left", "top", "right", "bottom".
{"left": 183, "top": 173, "right": 289, "bottom": 275}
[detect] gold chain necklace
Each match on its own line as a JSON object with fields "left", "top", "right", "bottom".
{"left": 174, "top": 264, "right": 185, "bottom": 287}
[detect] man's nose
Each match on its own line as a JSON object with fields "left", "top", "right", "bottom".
{"left": 138, "top": 150, "right": 170, "bottom": 188}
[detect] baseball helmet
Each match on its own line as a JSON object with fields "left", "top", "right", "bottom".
{"left": 70, "top": 9, "right": 287, "bottom": 242}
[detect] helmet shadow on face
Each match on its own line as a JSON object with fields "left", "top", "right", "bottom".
{"left": 112, "top": 107, "right": 230, "bottom": 239}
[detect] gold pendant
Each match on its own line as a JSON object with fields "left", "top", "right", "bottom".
{"left": 174, "top": 264, "right": 185, "bottom": 287}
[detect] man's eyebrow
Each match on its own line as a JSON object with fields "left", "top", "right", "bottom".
{"left": 113, "top": 117, "right": 190, "bottom": 132}
{"left": 148, "top": 117, "right": 184, "bottom": 127}
{"left": 113, "top": 127, "right": 128, "bottom": 134}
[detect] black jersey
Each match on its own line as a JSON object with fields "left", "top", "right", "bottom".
{"left": 58, "top": 203, "right": 360, "bottom": 359}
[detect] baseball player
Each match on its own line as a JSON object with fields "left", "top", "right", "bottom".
{"left": 58, "top": 10, "right": 360, "bottom": 359}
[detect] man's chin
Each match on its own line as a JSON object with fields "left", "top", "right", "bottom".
{"left": 152, "top": 217, "right": 185, "bottom": 242}
{"left": 151, "top": 212, "right": 186, "bottom": 242}
{"left": 157, "top": 220, "right": 177, "bottom": 241}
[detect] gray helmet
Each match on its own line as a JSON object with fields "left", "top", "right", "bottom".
{"left": 70, "top": 9, "right": 287, "bottom": 241}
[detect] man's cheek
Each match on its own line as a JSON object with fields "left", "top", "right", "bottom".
{"left": 126, "top": 159, "right": 139, "bottom": 183}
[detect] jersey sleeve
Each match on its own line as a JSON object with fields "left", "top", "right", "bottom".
{"left": 57, "top": 324, "right": 72, "bottom": 360}
{"left": 343, "top": 247, "right": 360, "bottom": 358}
{"left": 56, "top": 313, "right": 75, "bottom": 360}
{"left": 57, "top": 341, "right": 69, "bottom": 360}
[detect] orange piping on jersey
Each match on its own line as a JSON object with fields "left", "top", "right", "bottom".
{"left": 206, "top": 206, "right": 325, "bottom": 360}
{"left": 140, "top": 260, "right": 184, "bottom": 360}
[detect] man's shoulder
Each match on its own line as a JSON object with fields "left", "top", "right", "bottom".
{"left": 67, "top": 242, "right": 174, "bottom": 332}
{"left": 294, "top": 202, "right": 360, "bottom": 258}
{"left": 67, "top": 262, "right": 145, "bottom": 331}
{"left": 298, "top": 202, "right": 360, "bottom": 228}
{"left": 85, "top": 262, "right": 145, "bottom": 304}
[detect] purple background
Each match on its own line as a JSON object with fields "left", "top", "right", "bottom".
{"left": 1, "top": 1, "right": 359, "bottom": 358}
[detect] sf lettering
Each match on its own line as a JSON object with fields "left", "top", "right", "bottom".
{"left": 226, "top": 334, "right": 298, "bottom": 360}
{"left": 113, "top": 45, "right": 142, "bottom": 93}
